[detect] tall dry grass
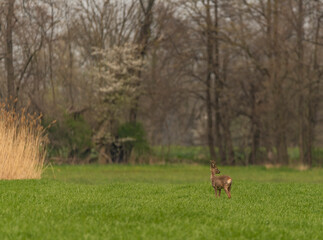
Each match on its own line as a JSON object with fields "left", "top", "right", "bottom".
{"left": 0, "top": 103, "right": 47, "bottom": 179}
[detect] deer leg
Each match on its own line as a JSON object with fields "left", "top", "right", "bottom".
{"left": 228, "top": 184, "right": 232, "bottom": 198}
{"left": 218, "top": 189, "right": 221, "bottom": 197}
{"left": 214, "top": 187, "right": 217, "bottom": 198}
{"left": 224, "top": 186, "right": 231, "bottom": 199}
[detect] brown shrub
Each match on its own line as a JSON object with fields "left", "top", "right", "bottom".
{"left": 0, "top": 103, "right": 47, "bottom": 179}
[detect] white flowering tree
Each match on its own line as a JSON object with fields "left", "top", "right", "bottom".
{"left": 91, "top": 44, "right": 146, "bottom": 163}
{"left": 92, "top": 44, "right": 145, "bottom": 114}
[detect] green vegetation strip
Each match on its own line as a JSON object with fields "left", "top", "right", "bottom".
{"left": 0, "top": 165, "right": 322, "bottom": 240}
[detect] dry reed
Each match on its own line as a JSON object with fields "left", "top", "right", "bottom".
{"left": 0, "top": 102, "right": 47, "bottom": 179}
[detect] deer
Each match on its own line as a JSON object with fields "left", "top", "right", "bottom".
{"left": 210, "top": 161, "right": 232, "bottom": 199}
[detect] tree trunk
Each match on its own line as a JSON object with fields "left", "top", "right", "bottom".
{"left": 250, "top": 123, "right": 260, "bottom": 165}
{"left": 249, "top": 84, "right": 260, "bottom": 165}
{"left": 129, "top": 0, "right": 155, "bottom": 123}
{"left": 223, "top": 119, "right": 234, "bottom": 165}
{"left": 213, "top": 0, "right": 226, "bottom": 164}
{"left": 49, "top": 1, "right": 56, "bottom": 106}
{"left": 206, "top": 0, "right": 216, "bottom": 161}
{"left": 296, "top": 0, "right": 307, "bottom": 165}
{"left": 68, "top": 36, "right": 74, "bottom": 108}
{"left": 5, "top": 0, "right": 15, "bottom": 101}
{"left": 206, "top": 75, "right": 216, "bottom": 160}
{"left": 271, "top": 0, "right": 288, "bottom": 165}
{"left": 306, "top": 2, "right": 322, "bottom": 167}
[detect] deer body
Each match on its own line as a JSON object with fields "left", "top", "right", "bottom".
{"left": 210, "top": 162, "right": 232, "bottom": 199}
{"left": 212, "top": 175, "right": 232, "bottom": 198}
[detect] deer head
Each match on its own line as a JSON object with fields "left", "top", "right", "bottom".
{"left": 210, "top": 161, "right": 220, "bottom": 174}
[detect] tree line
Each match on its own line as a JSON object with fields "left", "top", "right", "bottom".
{"left": 0, "top": 0, "right": 322, "bottom": 166}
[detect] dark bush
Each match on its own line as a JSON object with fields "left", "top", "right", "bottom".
{"left": 117, "top": 122, "right": 150, "bottom": 161}
{"left": 44, "top": 113, "right": 92, "bottom": 161}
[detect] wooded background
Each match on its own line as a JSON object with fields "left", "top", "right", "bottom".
{"left": 0, "top": 0, "right": 323, "bottom": 166}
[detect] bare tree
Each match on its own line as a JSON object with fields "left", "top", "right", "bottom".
{"left": 4, "top": 0, "right": 15, "bottom": 100}
{"left": 129, "top": 0, "right": 155, "bottom": 123}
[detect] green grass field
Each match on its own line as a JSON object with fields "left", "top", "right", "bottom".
{"left": 0, "top": 165, "right": 322, "bottom": 240}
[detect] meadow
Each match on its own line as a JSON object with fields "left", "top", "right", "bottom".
{"left": 0, "top": 165, "right": 322, "bottom": 240}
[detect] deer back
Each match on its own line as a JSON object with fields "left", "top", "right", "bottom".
{"left": 214, "top": 175, "right": 232, "bottom": 188}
